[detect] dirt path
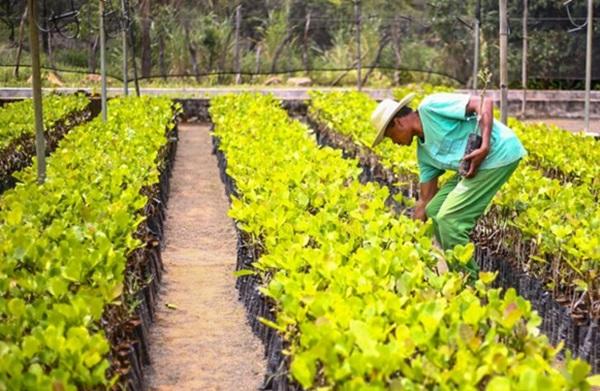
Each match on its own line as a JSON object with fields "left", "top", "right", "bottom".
{"left": 146, "top": 123, "right": 265, "bottom": 390}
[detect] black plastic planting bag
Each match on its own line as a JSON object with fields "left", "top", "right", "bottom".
{"left": 459, "top": 133, "right": 483, "bottom": 176}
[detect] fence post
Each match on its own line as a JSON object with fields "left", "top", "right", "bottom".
{"left": 99, "top": 0, "right": 107, "bottom": 122}
{"left": 584, "top": 0, "right": 593, "bottom": 133}
{"left": 28, "top": 0, "right": 45, "bottom": 184}
{"left": 235, "top": 5, "right": 242, "bottom": 85}
{"left": 391, "top": 17, "right": 402, "bottom": 86}
{"left": 121, "top": 0, "right": 129, "bottom": 96}
{"left": 354, "top": 0, "right": 362, "bottom": 91}
{"left": 127, "top": 0, "right": 141, "bottom": 97}
{"left": 521, "top": 0, "right": 528, "bottom": 118}
{"left": 499, "top": 0, "right": 508, "bottom": 124}
{"left": 472, "top": 0, "right": 480, "bottom": 90}
{"left": 472, "top": 20, "right": 479, "bottom": 90}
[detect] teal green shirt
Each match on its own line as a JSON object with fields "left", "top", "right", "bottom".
{"left": 416, "top": 93, "right": 527, "bottom": 183}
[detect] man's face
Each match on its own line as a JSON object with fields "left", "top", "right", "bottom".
{"left": 385, "top": 117, "right": 413, "bottom": 146}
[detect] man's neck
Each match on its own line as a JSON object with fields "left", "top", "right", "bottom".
{"left": 411, "top": 111, "right": 424, "bottom": 140}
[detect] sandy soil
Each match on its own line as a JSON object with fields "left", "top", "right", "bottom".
{"left": 145, "top": 123, "right": 265, "bottom": 390}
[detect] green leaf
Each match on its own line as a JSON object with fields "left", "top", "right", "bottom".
{"left": 454, "top": 243, "right": 474, "bottom": 266}
{"left": 5, "top": 204, "right": 23, "bottom": 225}
{"left": 501, "top": 302, "right": 523, "bottom": 329}
{"left": 108, "top": 283, "right": 123, "bottom": 301}
{"left": 587, "top": 375, "right": 600, "bottom": 386}
{"left": 21, "top": 336, "right": 40, "bottom": 359}
{"left": 485, "top": 376, "right": 511, "bottom": 391}
{"left": 233, "top": 269, "right": 256, "bottom": 277}
{"left": 349, "top": 320, "right": 378, "bottom": 356}
{"left": 258, "top": 317, "right": 286, "bottom": 332}
{"left": 8, "top": 298, "right": 26, "bottom": 317}
{"left": 290, "top": 352, "right": 316, "bottom": 389}
{"left": 478, "top": 271, "right": 497, "bottom": 285}
{"left": 569, "top": 360, "right": 590, "bottom": 384}
{"left": 463, "top": 301, "right": 485, "bottom": 325}
{"left": 47, "top": 277, "right": 68, "bottom": 298}
{"left": 573, "top": 279, "right": 588, "bottom": 292}
{"left": 84, "top": 352, "right": 102, "bottom": 368}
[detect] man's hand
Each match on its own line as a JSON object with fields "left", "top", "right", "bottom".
{"left": 414, "top": 178, "right": 439, "bottom": 221}
{"left": 413, "top": 201, "right": 427, "bottom": 221}
{"left": 464, "top": 95, "right": 493, "bottom": 178}
{"left": 462, "top": 146, "right": 489, "bottom": 178}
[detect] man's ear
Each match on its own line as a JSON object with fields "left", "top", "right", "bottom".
{"left": 385, "top": 119, "right": 396, "bottom": 137}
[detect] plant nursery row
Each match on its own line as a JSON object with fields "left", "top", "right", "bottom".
{"left": 0, "top": 94, "right": 92, "bottom": 193}
{"left": 210, "top": 92, "right": 595, "bottom": 390}
{"left": 307, "top": 85, "right": 599, "bottom": 374}
{"left": 0, "top": 96, "right": 179, "bottom": 389}
{"left": 310, "top": 87, "right": 599, "bottom": 318}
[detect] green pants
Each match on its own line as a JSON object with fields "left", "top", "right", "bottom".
{"left": 425, "top": 160, "right": 520, "bottom": 277}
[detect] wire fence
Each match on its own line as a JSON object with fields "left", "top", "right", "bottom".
{"left": 0, "top": 1, "right": 598, "bottom": 89}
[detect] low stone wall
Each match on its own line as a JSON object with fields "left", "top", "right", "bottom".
{"left": 2, "top": 88, "right": 600, "bottom": 119}
{"left": 476, "top": 90, "right": 600, "bottom": 119}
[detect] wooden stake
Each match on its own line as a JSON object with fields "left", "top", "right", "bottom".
{"left": 28, "top": 0, "right": 46, "bottom": 184}
{"left": 521, "top": 0, "right": 528, "bottom": 118}
{"left": 472, "top": 0, "right": 480, "bottom": 90}
{"left": 100, "top": 0, "right": 107, "bottom": 121}
{"left": 355, "top": 0, "right": 362, "bottom": 90}
{"left": 499, "top": 0, "right": 508, "bottom": 124}
{"left": 121, "top": 0, "right": 129, "bottom": 95}
{"left": 584, "top": 0, "right": 593, "bottom": 133}
{"left": 234, "top": 5, "right": 241, "bottom": 84}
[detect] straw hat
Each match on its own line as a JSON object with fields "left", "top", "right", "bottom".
{"left": 370, "top": 93, "right": 416, "bottom": 147}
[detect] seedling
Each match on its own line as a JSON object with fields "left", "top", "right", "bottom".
{"left": 459, "top": 69, "right": 491, "bottom": 177}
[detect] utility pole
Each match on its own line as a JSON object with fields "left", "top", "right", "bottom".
{"left": 521, "top": 0, "right": 528, "bottom": 118}
{"left": 584, "top": 0, "right": 593, "bottom": 133}
{"left": 121, "top": 0, "right": 129, "bottom": 96}
{"left": 28, "top": 0, "right": 45, "bottom": 184}
{"left": 472, "top": 0, "right": 481, "bottom": 90}
{"left": 99, "top": 0, "right": 107, "bottom": 121}
{"left": 499, "top": 0, "right": 508, "bottom": 124}
{"left": 354, "top": 0, "right": 362, "bottom": 91}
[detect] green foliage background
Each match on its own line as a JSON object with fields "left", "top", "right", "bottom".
{"left": 0, "top": 0, "right": 598, "bottom": 88}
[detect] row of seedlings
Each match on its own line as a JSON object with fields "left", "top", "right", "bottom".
{"left": 0, "top": 94, "right": 93, "bottom": 193}
{"left": 0, "top": 96, "right": 180, "bottom": 390}
{"left": 210, "top": 93, "right": 593, "bottom": 390}
{"left": 307, "top": 88, "right": 600, "bottom": 372}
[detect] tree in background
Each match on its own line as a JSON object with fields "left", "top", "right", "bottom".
{"left": 139, "top": 0, "right": 151, "bottom": 77}
{"left": 0, "top": 0, "right": 597, "bottom": 88}
{"left": 0, "top": 0, "right": 21, "bottom": 43}
{"left": 479, "top": 0, "right": 600, "bottom": 89}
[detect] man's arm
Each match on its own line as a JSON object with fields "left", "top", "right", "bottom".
{"left": 414, "top": 178, "right": 439, "bottom": 222}
{"left": 463, "top": 95, "right": 493, "bottom": 178}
